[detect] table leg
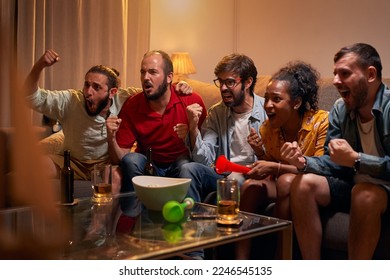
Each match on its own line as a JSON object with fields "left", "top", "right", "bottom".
{"left": 278, "top": 224, "right": 293, "bottom": 259}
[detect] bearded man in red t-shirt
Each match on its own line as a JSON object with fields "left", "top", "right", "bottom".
{"left": 106, "top": 50, "right": 207, "bottom": 213}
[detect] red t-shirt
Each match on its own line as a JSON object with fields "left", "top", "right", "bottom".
{"left": 116, "top": 85, "right": 207, "bottom": 165}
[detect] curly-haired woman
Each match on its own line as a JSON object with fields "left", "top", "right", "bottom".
{"left": 236, "top": 61, "right": 329, "bottom": 259}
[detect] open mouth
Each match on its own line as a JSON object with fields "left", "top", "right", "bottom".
{"left": 84, "top": 98, "right": 97, "bottom": 115}
{"left": 222, "top": 96, "right": 233, "bottom": 103}
{"left": 339, "top": 90, "right": 351, "bottom": 100}
{"left": 266, "top": 112, "right": 276, "bottom": 121}
{"left": 143, "top": 82, "right": 153, "bottom": 93}
{"left": 221, "top": 92, "right": 233, "bottom": 103}
{"left": 86, "top": 98, "right": 94, "bottom": 109}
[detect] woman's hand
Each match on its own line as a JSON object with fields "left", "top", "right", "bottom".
{"left": 280, "top": 141, "right": 305, "bottom": 169}
{"left": 247, "top": 127, "right": 265, "bottom": 157}
{"left": 246, "top": 160, "right": 277, "bottom": 180}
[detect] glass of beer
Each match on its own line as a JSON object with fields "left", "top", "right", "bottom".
{"left": 216, "top": 178, "right": 240, "bottom": 225}
{"left": 91, "top": 163, "right": 113, "bottom": 204}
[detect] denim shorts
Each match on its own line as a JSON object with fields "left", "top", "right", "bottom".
{"left": 326, "top": 176, "right": 354, "bottom": 213}
{"left": 326, "top": 176, "right": 390, "bottom": 217}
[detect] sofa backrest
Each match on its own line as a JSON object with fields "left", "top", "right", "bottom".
{"left": 188, "top": 76, "right": 390, "bottom": 112}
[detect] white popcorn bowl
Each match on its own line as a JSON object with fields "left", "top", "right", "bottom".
{"left": 132, "top": 176, "right": 191, "bottom": 211}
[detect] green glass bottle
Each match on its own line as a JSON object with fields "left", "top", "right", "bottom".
{"left": 60, "top": 150, "right": 74, "bottom": 204}
{"left": 144, "top": 148, "right": 155, "bottom": 176}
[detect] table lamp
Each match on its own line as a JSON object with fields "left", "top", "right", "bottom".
{"left": 171, "top": 52, "right": 196, "bottom": 82}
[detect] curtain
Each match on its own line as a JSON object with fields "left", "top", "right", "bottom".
{"left": 0, "top": 0, "right": 150, "bottom": 127}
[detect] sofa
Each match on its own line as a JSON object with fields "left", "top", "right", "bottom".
{"left": 1, "top": 75, "right": 390, "bottom": 259}
{"left": 187, "top": 76, "right": 390, "bottom": 259}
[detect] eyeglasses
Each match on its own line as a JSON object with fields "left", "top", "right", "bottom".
{"left": 213, "top": 78, "right": 241, "bottom": 89}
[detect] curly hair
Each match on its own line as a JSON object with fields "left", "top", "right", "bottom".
{"left": 86, "top": 65, "right": 120, "bottom": 90}
{"left": 270, "top": 61, "right": 320, "bottom": 115}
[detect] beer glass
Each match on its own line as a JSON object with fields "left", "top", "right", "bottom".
{"left": 216, "top": 178, "right": 240, "bottom": 225}
{"left": 91, "top": 163, "right": 113, "bottom": 204}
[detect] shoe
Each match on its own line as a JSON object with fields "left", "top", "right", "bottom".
{"left": 116, "top": 214, "right": 137, "bottom": 234}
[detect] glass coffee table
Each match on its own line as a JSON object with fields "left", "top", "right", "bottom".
{"left": 0, "top": 192, "right": 292, "bottom": 260}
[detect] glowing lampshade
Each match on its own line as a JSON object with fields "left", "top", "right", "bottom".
{"left": 171, "top": 52, "right": 196, "bottom": 81}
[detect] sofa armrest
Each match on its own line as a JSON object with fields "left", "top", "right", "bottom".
{"left": 39, "top": 130, "right": 64, "bottom": 155}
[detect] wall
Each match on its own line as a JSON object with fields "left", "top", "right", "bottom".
{"left": 150, "top": 0, "right": 390, "bottom": 83}
{"left": 150, "top": 0, "right": 235, "bottom": 84}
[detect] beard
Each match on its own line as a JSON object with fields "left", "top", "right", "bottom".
{"left": 85, "top": 92, "right": 110, "bottom": 117}
{"left": 144, "top": 77, "right": 169, "bottom": 101}
{"left": 222, "top": 87, "right": 246, "bottom": 108}
{"left": 346, "top": 78, "right": 369, "bottom": 111}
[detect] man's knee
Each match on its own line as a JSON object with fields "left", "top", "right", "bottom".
{"left": 179, "top": 162, "right": 199, "bottom": 177}
{"left": 121, "top": 152, "right": 145, "bottom": 171}
{"left": 352, "top": 183, "right": 387, "bottom": 213}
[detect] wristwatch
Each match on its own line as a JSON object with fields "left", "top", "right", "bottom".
{"left": 354, "top": 152, "right": 361, "bottom": 173}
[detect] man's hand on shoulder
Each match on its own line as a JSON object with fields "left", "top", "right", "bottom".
{"left": 176, "top": 81, "right": 192, "bottom": 95}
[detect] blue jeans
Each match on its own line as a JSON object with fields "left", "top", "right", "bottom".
{"left": 120, "top": 152, "right": 191, "bottom": 215}
{"left": 179, "top": 162, "right": 223, "bottom": 202}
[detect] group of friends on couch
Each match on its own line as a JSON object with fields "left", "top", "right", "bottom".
{"left": 23, "top": 43, "right": 390, "bottom": 260}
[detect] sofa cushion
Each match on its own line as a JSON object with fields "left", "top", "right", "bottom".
{"left": 39, "top": 130, "right": 64, "bottom": 155}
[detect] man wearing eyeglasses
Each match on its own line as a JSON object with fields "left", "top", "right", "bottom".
{"left": 180, "top": 54, "right": 267, "bottom": 202}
